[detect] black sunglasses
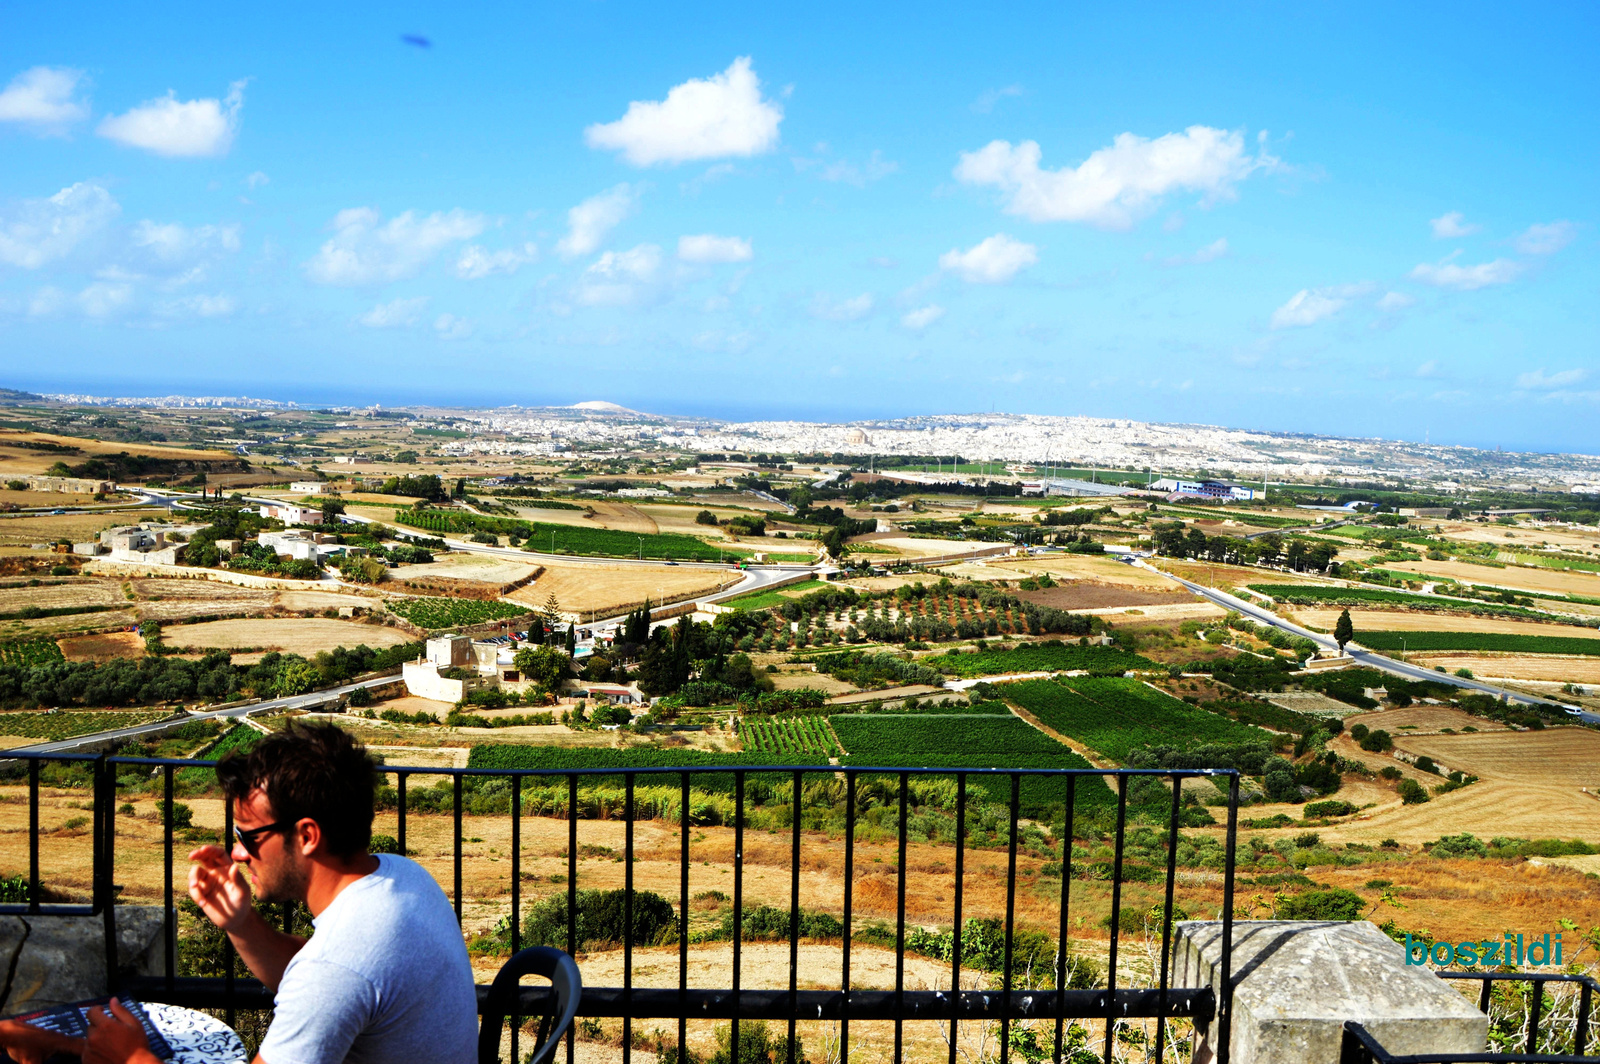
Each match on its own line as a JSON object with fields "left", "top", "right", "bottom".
{"left": 233, "top": 821, "right": 292, "bottom": 857}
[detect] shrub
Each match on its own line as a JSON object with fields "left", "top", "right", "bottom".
{"left": 1379, "top": 766, "right": 1402, "bottom": 781}
{"left": 1359, "top": 729, "right": 1393, "bottom": 752}
{"left": 1427, "top": 833, "right": 1487, "bottom": 859}
{"left": 522, "top": 888, "right": 676, "bottom": 950}
{"left": 1293, "top": 833, "right": 1321, "bottom": 849}
{"left": 1397, "top": 779, "right": 1430, "bottom": 805}
{"left": 1348, "top": 723, "right": 1369, "bottom": 741}
{"left": 1275, "top": 888, "right": 1364, "bottom": 921}
{"left": 163, "top": 801, "right": 193, "bottom": 829}
{"left": 348, "top": 686, "right": 374, "bottom": 707}
{"left": 1303, "top": 800, "right": 1357, "bottom": 819}
{"left": 370, "top": 834, "right": 401, "bottom": 854}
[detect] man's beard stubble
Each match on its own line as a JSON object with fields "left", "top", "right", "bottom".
{"left": 251, "top": 855, "right": 310, "bottom": 905}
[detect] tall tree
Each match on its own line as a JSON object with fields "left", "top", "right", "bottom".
{"left": 1334, "top": 608, "right": 1354, "bottom": 653}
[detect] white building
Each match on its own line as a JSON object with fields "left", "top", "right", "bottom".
{"left": 290, "top": 481, "right": 331, "bottom": 494}
{"left": 1150, "top": 478, "right": 1255, "bottom": 502}
{"left": 259, "top": 502, "right": 323, "bottom": 525}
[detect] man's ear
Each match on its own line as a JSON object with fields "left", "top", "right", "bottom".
{"left": 293, "top": 818, "right": 322, "bottom": 858}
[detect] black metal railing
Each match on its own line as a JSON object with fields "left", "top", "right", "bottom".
{"left": 1342, "top": 972, "right": 1600, "bottom": 1063}
{"left": 2, "top": 752, "right": 1242, "bottom": 1064}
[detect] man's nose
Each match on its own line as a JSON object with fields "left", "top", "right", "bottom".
{"left": 231, "top": 838, "right": 251, "bottom": 863}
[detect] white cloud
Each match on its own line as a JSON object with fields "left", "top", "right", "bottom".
{"left": 1409, "top": 258, "right": 1520, "bottom": 290}
{"left": 1271, "top": 288, "right": 1346, "bottom": 328}
{"left": 0, "top": 67, "right": 90, "bottom": 130}
{"left": 970, "top": 84, "right": 1023, "bottom": 114}
{"left": 358, "top": 296, "right": 429, "bottom": 328}
{"left": 160, "top": 293, "right": 236, "bottom": 318}
{"left": 1161, "top": 237, "right": 1228, "bottom": 266}
{"left": 556, "top": 185, "right": 637, "bottom": 259}
{"left": 810, "top": 292, "right": 875, "bottom": 322}
{"left": 585, "top": 57, "right": 782, "bottom": 166}
{"left": 434, "top": 313, "right": 472, "bottom": 339}
{"left": 954, "top": 126, "right": 1266, "bottom": 229}
{"left": 456, "top": 243, "right": 537, "bottom": 279}
{"left": 1429, "top": 211, "right": 1479, "bottom": 239}
{"left": 677, "top": 234, "right": 752, "bottom": 264}
{"left": 901, "top": 304, "right": 945, "bottom": 330}
{"left": 1415, "top": 359, "right": 1441, "bottom": 378}
{"left": 97, "top": 81, "right": 245, "bottom": 157}
{"left": 1514, "top": 221, "right": 1576, "bottom": 256}
{"left": 1517, "top": 367, "right": 1585, "bottom": 391}
{"left": 77, "top": 281, "right": 132, "bottom": 317}
{"left": 938, "top": 233, "right": 1038, "bottom": 284}
{"left": 796, "top": 149, "right": 898, "bottom": 187}
{"left": 574, "top": 244, "right": 663, "bottom": 306}
{"left": 1377, "top": 291, "right": 1416, "bottom": 311}
{"left": 132, "top": 220, "right": 242, "bottom": 263}
{"left": 0, "top": 182, "right": 120, "bottom": 269}
{"left": 305, "top": 207, "right": 484, "bottom": 285}
{"left": 244, "top": 171, "right": 270, "bottom": 190}
{"left": 26, "top": 287, "right": 68, "bottom": 317}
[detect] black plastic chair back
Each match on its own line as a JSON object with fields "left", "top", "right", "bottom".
{"left": 478, "top": 947, "right": 583, "bottom": 1064}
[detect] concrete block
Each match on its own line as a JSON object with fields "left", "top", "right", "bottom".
{"left": 0, "top": 908, "right": 168, "bottom": 1016}
{"left": 1174, "top": 920, "right": 1486, "bottom": 1063}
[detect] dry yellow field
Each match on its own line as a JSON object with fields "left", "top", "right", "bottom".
{"left": 0, "top": 579, "right": 125, "bottom": 613}
{"left": 1008, "top": 554, "right": 1190, "bottom": 590}
{"left": 507, "top": 562, "right": 739, "bottom": 618}
{"left": 0, "top": 510, "right": 163, "bottom": 547}
{"left": 1413, "top": 654, "right": 1600, "bottom": 683}
{"left": 1393, "top": 726, "right": 1600, "bottom": 789}
{"left": 0, "top": 431, "right": 239, "bottom": 474}
{"left": 1387, "top": 558, "right": 1600, "bottom": 598}
{"left": 386, "top": 553, "right": 542, "bottom": 587}
{"left": 1294, "top": 609, "right": 1600, "bottom": 637}
{"left": 163, "top": 616, "right": 414, "bottom": 654}
{"left": 276, "top": 589, "right": 382, "bottom": 610}
{"left": 0, "top": 489, "right": 107, "bottom": 508}
{"left": 1345, "top": 706, "right": 1509, "bottom": 733}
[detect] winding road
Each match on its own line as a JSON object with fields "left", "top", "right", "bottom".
{"left": 1132, "top": 557, "right": 1592, "bottom": 719}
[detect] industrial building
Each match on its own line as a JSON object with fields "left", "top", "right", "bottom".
{"left": 1150, "top": 477, "right": 1256, "bottom": 502}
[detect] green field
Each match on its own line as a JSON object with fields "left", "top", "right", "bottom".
{"left": 829, "top": 713, "right": 1108, "bottom": 810}
{"left": 1356, "top": 631, "right": 1600, "bottom": 655}
{"left": 928, "top": 643, "right": 1159, "bottom": 678}
{"left": 723, "top": 580, "right": 831, "bottom": 610}
{"left": 465, "top": 745, "right": 796, "bottom": 789}
{"left": 1248, "top": 584, "right": 1550, "bottom": 620}
{"left": 0, "top": 710, "right": 168, "bottom": 742}
{"left": 739, "top": 716, "right": 841, "bottom": 758}
{"left": 0, "top": 639, "right": 66, "bottom": 668}
{"left": 394, "top": 510, "right": 737, "bottom": 562}
{"left": 1510, "top": 552, "right": 1600, "bottom": 573}
{"left": 1003, "top": 677, "right": 1271, "bottom": 762}
{"left": 384, "top": 596, "right": 532, "bottom": 629}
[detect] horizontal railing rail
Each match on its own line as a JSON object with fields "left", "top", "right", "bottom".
{"left": 1, "top": 750, "right": 1243, "bottom": 1064}
{"left": 1341, "top": 972, "right": 1600, "bottom": 1063}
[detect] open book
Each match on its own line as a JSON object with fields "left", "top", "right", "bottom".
{"left": 3, "top": 997, "right": 173, "bottom": 1062}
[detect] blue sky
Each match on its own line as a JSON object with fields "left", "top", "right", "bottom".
{"left": 1, "top": 2, "right": 1595, "bottom": 450}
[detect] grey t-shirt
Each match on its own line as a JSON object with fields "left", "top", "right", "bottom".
{"left": 259, "top": 854, "right": 478, "bottom": 1064}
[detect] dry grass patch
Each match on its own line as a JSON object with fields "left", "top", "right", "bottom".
{"left": 276, "top": 590, "right": 381, "bottom": 611}
{"left": 0, "top": 580, "right": 125, "bottom": 613}
{"left": 386, "top": 553, "right": 541, "bottom": 587}
{"left": 58, "top": 630, "right": 144, "bottom": 662}
{"left": 1294, "top": 609, "right": 1600, "bottom": 637}
{"left": 0, "top": 510, "right": 164, "bottom": 547}
{"left": 164, "top": 617, "right": 414, "bottom": 655}
{"left": 1388, "top": 558, "right": 1600, "bottom": 599}
{"left": 1344, "top": 706, "right": 1508, "bottom": 734}
{"left": 1413, "top": 654, "right": 1600, "bottom": 684}
{"left": 507, "top": 563, "right": 737, "bottom": 619}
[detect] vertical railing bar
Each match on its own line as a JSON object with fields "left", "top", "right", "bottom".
{"left": 163, "top": 764, "right": 175, "bottom": 993}
{"left": 732, "top": 771, "right": 745, "bottom": 1057}
{"left": 842, "top": 771, "right": 856, "bottom": 1064}
{"left": 453, "top": 774, "right": 464, "bottom": 925}
{"left": 623, "top": 773, "right": 635, "bottom": 1064}
{"left": 223, "top": 793, "right": 235, "bottom": 1027}
{"left": 396, "top": 771, "right": 407, "bottom": 853}
{"left": 27, "top": 759, "right": 39, "bottom": 914}
{"left": 1000, "top": 773, "right": 1021, "bottom": 1064}
{"left": 1478, "top": 977, "right": 1492, "bottom": 1015}
{"left": 566, "top": 773, "right": 577, "bottom": 1064}
{"left": 1218, "top": 773, "right": 1239, "bottom": 1064}
{"left": 1154, "top": 773, "right": 1182, "bottom": 1059}
{"left": 1527, "top": 975, "right": 1542, "bottom": 1055}
{"left": 99, "top": 757, "right": 118, "bottom": 998}
{"left": 1053, "top": 774, "right": 1074, "bottom": 1064}
{"left": 510, "top": 774, "right": 522, "bottom": 1064}
{"left": 679, "top": 771, "right": 691, "bottom": 1064}
{"left": 895, "top": 771, "right": 910, "bottom": 1064}
{"left": 948, "top": 773, "right": 966, "bottom": 1064}
{"left": 787, "top": 770, "right": 802, "bottom": 1064}
{"left": 1575, "top": 979, "right": 1591, "bottom": 1056}
{"left": 1103, "top": 774, "right": 1128, "bottom": 1064}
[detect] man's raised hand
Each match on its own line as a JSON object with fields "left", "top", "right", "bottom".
{"left": 188, "top": 844, "right": 252, "bottom": 933}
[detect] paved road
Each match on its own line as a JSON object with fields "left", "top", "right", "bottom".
{"left": 2, "top": 674, "right": 404, "bottom": 758}
{"left": 1132, "top": 558, "right": 1589, "bottom": 717}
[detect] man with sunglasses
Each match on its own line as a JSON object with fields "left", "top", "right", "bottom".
{"left": 81, "top": 721, "right": 479, "bottom": 1064}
